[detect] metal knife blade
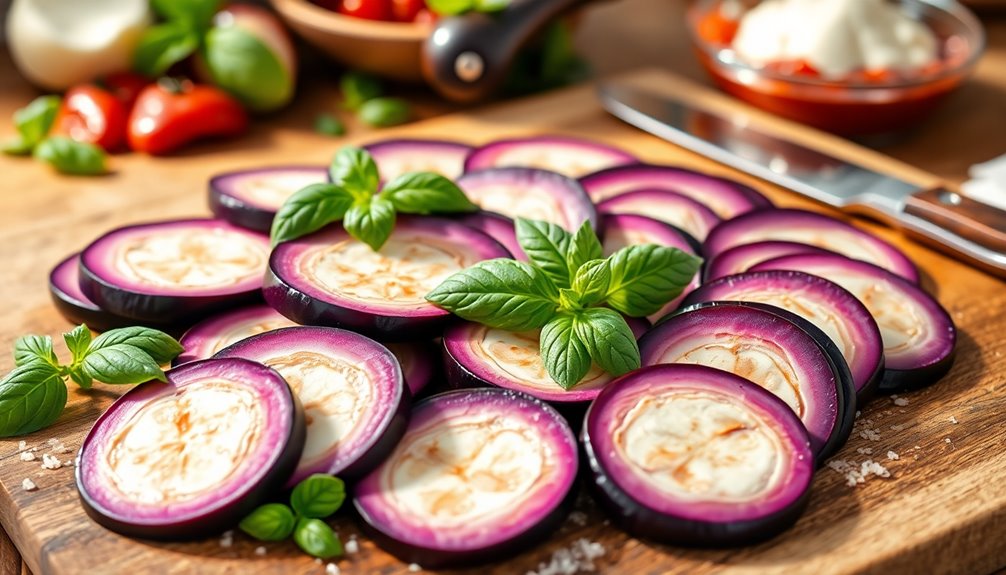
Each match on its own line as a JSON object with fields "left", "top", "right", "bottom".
{"left": 599, "top": 82, "right": 1006, "bottom": 277}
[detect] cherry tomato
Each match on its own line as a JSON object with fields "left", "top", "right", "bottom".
{"left": 102, "top": 72, "right": 150, "bottom": 109}
{"left": 391, "top": 0, "right": 423, "bottom": 22}
{"left": 52, "top": 85, "right": 128, "bottom": 152}
{"left": 338, "top": 0, "right": 391, "bottom": 21}
{"left": 696, "top": 9, "right": 739, "bottom": 46}
{"left": 128, "top": 78, "right": 248, "bottom": 155}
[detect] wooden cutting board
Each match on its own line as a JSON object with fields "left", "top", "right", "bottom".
{"left": 1, "top": 68, "right": 1004, "bottom": 575}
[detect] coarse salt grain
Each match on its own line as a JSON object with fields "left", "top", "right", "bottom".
{"left": 887, "top": 451, "right": 900, "bottom": 460}
{"left": 219, "top": 531, "right": 234, "bottom": 548}
{"left": 41, "top": 454, "right": 62, "bottom": 469}
{"left": 856, "top": 448, "right": 873, "bottom": 455}
{"left": 19, "top": 451, "right": 36, "bottom": 462}
{"left": 568, "top": 511, "right": 588, "bottom": 527}
{"left": 949, "top": 416, "right": 959, "bottom": 424}
{"left": 326, "top": 563, "right": 340, "bottom": 575}
{"left": 945, "top": 438, "right": 952, "bottom": 443}
{"left": 22, "top": 478, "right": 37, "bottom": 491}
{"left": 827, "top": 459, "right": 891, "bottom": 486}
{"left": 860, "top": 429, "right": 881, "bottom": 441}
{"left": 254, "top": 546, "right": 267, "bottom": 556}
{"left": 18, "top": 441, "right": 27, "bottom": 452}
{"left": 527, "top": 538, "right": 605, "bottom": 575}
{"left": 893, "top": 398, "right": 909, "bottom": 407}
{"left": 890, "top": 424, "right": 905, "bottom": 432}
{"left": 344, "top": 539, "right": 359, "bottom": 554}
{"left": 408, "top": 564, "right": 422, "bottom": 572}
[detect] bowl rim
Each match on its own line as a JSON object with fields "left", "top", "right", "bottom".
{"left": 269, "top": 0, "right": 431, "bottom": 41}
{"left": 686, "top": 0, "right": 987, "bottom": 91}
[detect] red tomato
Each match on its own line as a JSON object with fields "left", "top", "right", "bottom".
{"left": 696, "top": 9, "right": 739, "bottom": 46}
{"left": 338, "top": 0, "right": 391, "bottom": 21}
{"left": 413, "top": 8, "right": 437, "bottom": 24}
{"left": 127, "top": 78, "right": 248, "bottom": 155}
{"left": 52, "top": 85, "right": 128, "bottom": 152}
{"left": 102, "top": 72, "right": 150, "bottom": 109}
{"left": 391, "top": 0, "right": 423, "bottom": 22}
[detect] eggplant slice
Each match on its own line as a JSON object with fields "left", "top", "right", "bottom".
{"left": 385, "top": 341, "right": 438, "bottom": 397}
{"left": 704, "top": 240, "right": 834, "bottom": 283}
{"left": 49, "top": 253, "right": 148, "bottom": 332}
{"left": 364, "top": 138, "right": 474, "bottom": 182}
{"left": 175, "top": 304, "right": 297, "bottom": 366}
{"left": 455, "top": 211, "right": 524, "bottom": 260}
{"left": 463, "top": 135, "right": 636, "bottom": 178}
{"left": 597, "top": 188, "right": 722, "bottom": 242}
{"left": 209, "top": 166, "right": 328, "bottom": 232}
{"left": 456, "top": 168, "right": 597, "bottom": 233}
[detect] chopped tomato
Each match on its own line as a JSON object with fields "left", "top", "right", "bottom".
{"left": 128, "top": 78, "right": 248, "bottom": 155}
{"left": 52, "top": 85, "right": 128, "bottom": 152}
{"left": 696, "top": 9, "right": 739, "bottom": 46}
{"left": 338, "top": 0, "right": 391, "bottom": 21}
{"left": 391, "top": 0, "right": 424, "bottom": 21}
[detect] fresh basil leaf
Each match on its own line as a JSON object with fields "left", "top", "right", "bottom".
{"left": 9, "top": 95, "right": 60, "bottom": 153}
{"left": 427, "top": 0, "right": 474, "bottom": 15}
{"left": 540, "top": 312, "right": 591, "bottom": 389}
{"left": 340, "top": 72, "right": 383, "bottom": 111}
{"left": 570, "top": 259, "right": 610, "bottom": 307}
{"left": 33, "top": 138, "right": 107, "bottom": 176}
{"left": 314, "top": 114, "right": 345, "bottom": 137}
{"left": 133, "top": 22, "right": 201, "bottom": 77}
{"left": 574, "top": 307, "right": 639, "bottom": 377}
{"left": 558, "top": 288, "right": 582, "bottom": 311}
{"left": 290, "top": 475, "right": 346, "bottom": 519}
{"left": 357, "top": 97, "right": 411, "bottom": 128}
{"left": 81, "top": 344, "right": 167, "bottom": 385}
{"left": 293, "top": 518, "right": 343, "bottom": 559}
{"left": 14, "top": 335, "right": 58, "bottom": 368}
{"left": 474, "top": 0, "right": 509, "bottom": 11}
{"left": 329, "top": 147, "right": 380, "bottom": 199}
{"left": 89, "top": 327, "right": 183, "bottom": 364}
{"left": 344, "top": 196, "right": 396, "bottom": 251}
{"left": 3, "top": 136, "right": 33, "bottom": 156}
{"left": 605, "top": 245, "right": 702, "bottom": 317}
{"left": 68, "top": 366, "right": 93, "bottom": 390}
{"left": 152, "top": 0, "right": 221, "bottom": 29}
{"left": 427, "top": 259, "right": 559, "bottom": 331}
{"left": 515, "top": 219, "right": 571, "bottom": 289}
{"left": 379, "top": 172, "right": 477, "bottom": 214}
{"left": 565, "top": 220, "right": 603, "bottom": 277}
{"left": 239, "top": 503, "right": 297, "bottom": 542}
{"left": 63, "top": 325, "right": 92, "bottom": 365}
{"left": 203, "top": 26, "right": 294, "bottom": 112}
{"left": 271, "top": 184, "right": 354, "bottom": 246}
{"left": 0, "top": 363, "right": 67, "bottom": 437}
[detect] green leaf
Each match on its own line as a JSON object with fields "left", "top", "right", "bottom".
{"left": 314, "top": 114, "right": 345, "bottom": 137}
{"left": 340, "top": 72, "right": 383, "bottom": 111}
{"left": 203, "top": 26, "right": 294, "bottom": 112}
{"left": 89, "top": 327, "right": 183, "bottom": 364}
{"left": 152, "top": 0, "right": 221, "bottom": 28}
{"left": 427, "top": 259, "right": 558, "bottom": 331}
{"left": 68, "top": 367, "right": 93, "bottom": 390}
{"left": 63, "top": 325, "right": 92, "bottom": 364}
{"left": 604, "top": 245, "right": 702, "bottom": 317}
{"left": 558, "top": 288, "right": 582, "bottom": 311}
{"left": 270, "top": 184, "right": 355, "bottom": 246}
{"left": 379, "top": 172, "right": 477, "bottom": 214}
{"left": 515, "top": 219, "right": 572, "bottom": 289}
{"left": 133, "top": 22, "right": 201, "bottom": 77}
{"left": 14, "top": 335, "right": 58, "bottom": 368}
{"left": 3, "top": 136, "right": 33, "bottom": 156}
{"left": 290, "top": 475, "right": 346, "bottom": 519}
{"left": 239, "top": 503, "right": 297, "bottom": 541}
{"left": 570, "top": 259, "right": 610, "bottom": 307}
{"left": 33, "top": 138, "right": 107, "bottom": 176}
{"left": 9, "top": 95, "right": 60, "bottom": 153}
{"left": 0, "top": 363, "right": 67, "bottom": 437}
{"left": 474, "top": 0, "right": 509, "bottom": 11}
{"left": 80, "top": 344, "right": 167, "bottom": 385}
{"left": 329, "top": 147, "right": 379, "bottom": 199}
{"left": 357, "top": 97, "right": 411, "bottom": 128}
{"left": 427, "top": 0, "right": 474, "bottom": 15}
{"left": 344, "top": 196, "right": 396, "bottom": 251}
{"left": 565, "top": 220, "right": 603, "bottom": 277}
{"left": 293, "top": 518, "right": 343, "bottom": 559}
{"left": 539, "top": 312, "right": 590, "bottom": 389}
{"left": 574, "top": 307, "right": 640, "bottom": 377}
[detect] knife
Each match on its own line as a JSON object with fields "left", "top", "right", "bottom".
{"left": 598, "top": 83, "right": 1006, "bottom": 278}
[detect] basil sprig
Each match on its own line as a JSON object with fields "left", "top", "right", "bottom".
{"left": 3, "top": 97, "right": 108, "bottom": 175}
{"left": 427, "top": 218, "right": 702, "bottom": 389}
{"left": 240, "top": 474, "right": 346, "bottom": 559}
{"left": 0, "top": 325, "right": 182, "bottom": 437}
{"left": 270, "top": 146, "right": 478, "bottom": 250}
{"left": 134, "top": 0, "right": 219, "bottom": 76}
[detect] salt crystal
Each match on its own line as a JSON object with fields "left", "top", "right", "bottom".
{"left": 19, "top": 452, "right": 36, "bottom": 462}
{"left": 219, "top": 531, "right": 234, "bottom": 548}
{"left": 326, "top": 564, "right": 340, "bottom": 575}
{"left": 949, "top": 416, "right": 959, "bottom": 424}
{"left": 18, "top": 441, "right": 27, "bottom": 452}
{"left": 40, "top": 454, "right": 62, "bottom": 470}
{"left": 254, "top": 546, "right": 266, "bottom": 556}
{"left": 568, "top": 511, "right": 588, "bottom": 527}
{"left": 408, "top": 564, "right": 422, "bottom": 572}
{"left": 890, "top": 424, "right": 905, "bottom": 432}
{"left": 887, "top": 450, "right": 900, "bottom": 460}
{"left": 63, "top": 459, "right": 74, "bottom": 467}
{"left": 527, "top": 538, "right": 605, "bottom": 575}
{"left": 855, "top": 410, "right": 861, "bottom": 419}
{"left": 315, "top": 558, "right": 323, "bottom": 565}
{"left": 345, "top": 539, "right": 359, "bottom": 554}
{"left": 859, "top": 429, "right": 881, "bottom": 441}
{"left": 21, "top": 478, "right": 37, "bottom": 491}
{"left": 945, "top": 438, "right": 952, "bottom": 444}
{"left": 856, "top": 448, "right": 873, "bottom": 455}
{"left": 893, "top": 398, "right": 909, "bottom": 407}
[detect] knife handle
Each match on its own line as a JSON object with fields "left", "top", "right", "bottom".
{"left": 904, "top": 188, "right": 1006, "bottom": 253}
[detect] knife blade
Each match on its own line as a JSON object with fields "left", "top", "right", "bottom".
{"left": 598, "top": 82, "right": 1006, "bottom": 278}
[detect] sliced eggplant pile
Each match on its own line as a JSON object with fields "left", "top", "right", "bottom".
{"left": 582, "top": 364, "right": 814, "bottom": 546}
{"left": 385, "top": 341, "right": 438, "bottom": 397}
{"left": 580, "top": 164, "right": 771, "bottom": 218}
{"left": 49, "top": 253, "right": 141, "bottom": 332}
{"left": 209, "top": 166, "right": 327, "bottom": 232}
{"left": 464, "top": 135, "right": 636, "bottom": 177}
{"left": 354, "top": 388, "right": 578, "bottom": 568}
{"left": 214, "top": 327, "right": 408, "bottom": 484}
{"left": 175, "top": 304, "right": 297, "bottom": 365}
{"left": 751, "top": 253, "right": 956, "bottom": 390}
{"left": 455, "top": 211, "right": 524, "bottom": 260}
{"left": 704, "top": 240, "right": 833, "bottom": 282}
{"left": 364, "top": 138, "right": 473, "bottom": 182}
{"left": 683, "top": 270, "right": 884, "bottom": 399}
{"left": 76, "top": 358, "right": 306, "bottom": 539}
{"left": 703, "top": 208, "right": 919, "bottom": 283}
{"left": 640, "top": 302, "right": 855, "bottom": 460}
{"left": 264, "top": 216, "right": 510, "bottom": 340}
{"left": 596, "top": 188, "right": 722, "bottom": 241}
{"left": 457, "top": 168, "right": 597, "bottom": 232}
{"left": 79, "top": 219, "right": 270, "bottom": 323}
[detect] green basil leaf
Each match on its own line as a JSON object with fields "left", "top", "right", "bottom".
{"left": 565, "top": 220, "right": 603, "bottom": 277}
{"left": 329, "top": 147, "right": 380, "bottom": 199}
{"left": 14, "top": 335, "right": 58, "bottom": 368}
{"left": 515, "top": 218, "right": 571, "bottom": 289}
{"left": 379, "top": 172, "right": 477, "bottom": 214}
{"left": 539, "top": 312, "right": 590, "bottom": 389}
{"left": 68, "top": 367, "right": 93, "bottom": 390}
{"left": 0, "top": 363, "right": 67, "bottom": 437}
{"left": 10, "top": 95, "right": 60, "bottom": 153}
{"left": 570, "top": 259, "right": 610, "bottom": 307}
{"left": 270, "top": 184, "right": 355, "bottom": 246}
{"left": 474, "top": 0, "right": 509, "bottom": 11}
{"left": 314, "top": 114, "right": 345, "bottom": 137}
{"left": 152, "top": 0, "right": 221, "bottom": 28}
{"left": 293, "top": 518, "right": 343, "bottom": 559}
{"left": 63, "top": 325, "right": 92, "bottom": 364}
{"left": 343, "top": 196, "right": 396, "bottom": 251}
{"left": 239, "top": 503, "right": 297, "bottom": 541}
{"left": 3, "top": 136, "right": 33, "bottom": 156}
{"left": 427, "top": 0, "right": 474, "bottom": 15}
{"left": 574, "top": 307, "right": 639, "bottom": 377}
{"left": 203, "top": 26, "right": 294, "bottom": 112}
{"left": 340, "top": 72, "right": 383, "bottom": 111}
{"left": 33, "top": 138, "right": 107, "bottom": 176}
{"left": 81, "top": 344, "right": 167, "bottom": 385}
{"left": 557, "top": 288, "right": 582, "bottom": 311}
{"left": 604, "top": 245, "right": 702, "bottom": 317}
{"left": 89, "top": 327, "right": 183, "bottom": 364}
{"left": 357, "top": 97, "right": 411, "bottom": 128}
{"left": 427, "top": 259, "right": 558, "bottom": 331}
{"left": 290, "top": 474, "right": 346, "bottom": 519}
{"left": 133, "top": 22, "right": 201, "bottom": 77}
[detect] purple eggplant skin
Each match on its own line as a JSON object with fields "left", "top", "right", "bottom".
{"left": 75, "top": 358, "right": 306, "bottom": 540}
{"left": 363, "top": 138, "right": 474, "bottom": 182}
{"left": 456, "top": 168, "right": 598, "bottom": 233}
{"left": 174, "top": 305, "right": 296, "bottom": 366}
{"left": 582, "top": 364, "right": 814, "bottom": 547}
{"left": 703, "top": 240, "right": 835, "bottom": 283}
{"left": 385, "top": 340, "right": 439, "bottom": 397}
{"left": 596, "top": 188, "right": 722, "bottom": 242}
{"left": 453, "top": 211, "right": 523, "bottom": 260}
{"left": 209, "top": 166, "right": 327, "bottom": 233}
{"left": 579, "top": 163, "right": 772, "bottom": 219}
{"left": 463, "top": 135, "right": 637, "bottom": 177}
